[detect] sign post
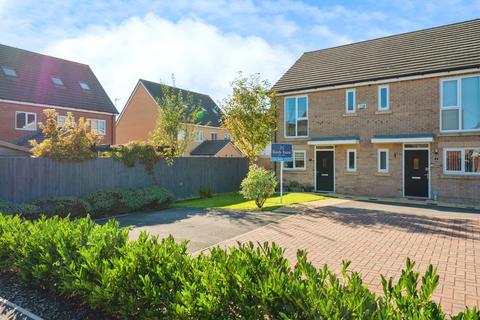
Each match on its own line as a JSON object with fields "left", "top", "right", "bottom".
{"left": 270, "top": 143, "right": 293, "bottom": 204}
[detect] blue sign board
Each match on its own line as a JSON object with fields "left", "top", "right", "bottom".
{"left": 271, "top": 143, "right": 293, "bottom": 162}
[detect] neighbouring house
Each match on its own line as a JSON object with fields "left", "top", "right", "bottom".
{"left": 272, "top": 19, "right": 480, "bottom": 205}
{"left": 0, "top": 43, "right": 118, "bottom": 147}
{"left": 0, "top": 140, "right": 30, "bottom": 157}
{"left": 190, "top": 140, "right": 242, "bottom": 157}
{"left": 116, "top": 79, "right": 233, "bottom": 155}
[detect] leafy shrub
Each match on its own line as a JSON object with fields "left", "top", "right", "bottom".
{"left": 0, "top": 213, "right": 478, "bottom": 319}
{"left": 32, "top": 197, "right": 92, "bottom": 218}
{"left": 199, "top": 186, "right": 213, "bottom": 199}
{"left": 107, "top": 141, "right": 164, "bottom": 174}
{"left": 30, "top": 109, "right": 100, "bottom": 161}
{"left": 84, "top": 186, "right": 174, "bottom": 217}
{"left": 0, "top": 200, "right": 40, "bottom": 218}
{"left": 240, "top": 164, "right": 277, "bottom": 208}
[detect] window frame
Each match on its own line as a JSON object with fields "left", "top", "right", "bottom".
{"left": 15, "top": 111, "right": 37, "bottom": 131}
{"left": 283, "top": 150, "right": 307, "bottom": 171}
{"left": 377, "top": 148, "right": 389, "bottom": 173}
{"left": 440, "top": 75, "right": 480, "bottom": 133}
{"left": 79, "top": 82, "right": 90, "bottom": 90}
{"left": 378, "top": 85, "right": 389, "bottom": 111}
{"left": 211, "top": 132, "right": 218, "bottom": 140}
{"left": 87, "top": 118, "right": 106, "bottom": 136}
{"left": 284, "top": 95, "right": 309, "bottom": 138}
{"left": 224, "top": 133, "right": 231, "bottom": 140}
{"left": 443, "top": 147, "right": 480, "bottom": 176}
{"left": 346, "top": 149, "right": 357, "bottom": 172}
{"left": 51, "top": 76, "right": 64, "bottom": 86}
{"left": 57, "top": 115, "right": 68, "bottom": 127}
{"left": 195, "top": 131, "right": 204, "bottom": 142}
{"left": 345, "top": 89, "right": 356, "bottom": 114}
{"left": 1, "top": 66, "right": 17, "bottom": 77}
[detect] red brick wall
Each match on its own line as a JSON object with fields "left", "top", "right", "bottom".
{"left": 0, "top": 101, "right": 116, "bottom": 144}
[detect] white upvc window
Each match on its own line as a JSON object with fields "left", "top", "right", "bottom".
{"left": 87, "top": 119, "right": 106, "bottom": 135}
{"left": 346, "top": 149, "right": 357, "bottom": 172}
{"left": 57, "top": 115, "right": 68, "bottom": 127}
{"left": 224, "top": 133, "right": 231, "bottom": 140}
{"left": 177, "top": 130, "right": 186, "bottom": 141}
{"left": 440, "top": 76, "right": 480, "bottom": 132}
{"left": 377, "top": 149, "right": 389, "bottom": 173}
{"left": 444, "top": 148, "right": 480, "bottom": 175}
{"left": 211, "top": 132, "right": 218, "bottom": 140}
{"left": 15, "top": 111, "right": 37, "bottom": 131}
{"left": 284, "top": 96, "right": 308, "bottom": 137}
{"left": 283, "top": 150, "right": 306, "bottom": 170}
{"left": 345, "top": 89, "right": 356, "bottom": 113}
{"left": 195, "top": 131, "right": 204, "bottom": 142}
{"left": 378, "top": 85, "right": 389, "bottom": 111}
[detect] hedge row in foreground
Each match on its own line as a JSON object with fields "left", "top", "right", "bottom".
{"left": 0, "top": 186, "right": 174, "bottom": 219}
{"left": 0, "top": 214, "right": 478, "bottom": 319}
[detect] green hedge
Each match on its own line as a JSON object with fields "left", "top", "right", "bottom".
{"left": 0, "top": 214, "right": 478, "bottom": 319}
{"left": 0, "top": 186, "right": 174, "bottom": 219}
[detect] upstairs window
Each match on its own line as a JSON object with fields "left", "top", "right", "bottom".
{"left": 15, "top": 111, "right": 36, "bottom": 131}
{"left": 177, "top": 130, "right": 186, "bottom": 141}
{"left": 57, "top": 115, "right": 68, "bottom": 127}
{"left": 87, "top": 119, "right": 106, "bottom": 135}
{"left": 285, "top": 96, "right": 308, "bottom": 137}
{"left": 79, "top": 82, "right": 90, "bottom": 90}
{"left": 1, "top": 66, "right": 16, "bottom": 77}
{"left": 346, "top": 89, "right": 356, "bottom": 113}
{"left": 195, "top": 131, "right": 204, "bottom": 142}
{"left": 51, "top": 76, "right": 64, "bottom": 86}
{"left": 224, "top": 133, "right": 231, "bottom": 140}
{"left": 378, "top": 85, "right": 389, "bottom": 111}
{"left": 441, "top": 76, "right": 480, "bottom": 132}
{"left": 211, "top": 132, "right": 218, "bottom": 140}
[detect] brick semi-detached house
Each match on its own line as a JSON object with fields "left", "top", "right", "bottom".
{"left": 116, "top": 79, "right": 241, "bottom": 157}
{"left": 273, "top": 19, "right": 480, "bottom": 205}
{"left": 0, "top": 44, "right": 118, "bottom": 148}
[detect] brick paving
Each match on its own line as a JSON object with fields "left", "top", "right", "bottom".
{"left": 216, "top": 199, "right": 480, "bottom": 315}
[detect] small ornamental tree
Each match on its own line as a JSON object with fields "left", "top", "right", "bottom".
{"left": 221, "top": 72, "right": 277, "bottom": 163}
{"left": 240, "top": 164, "right": 277, "bottom": 208}
{"left": 149, "top": 76, "right": 200, "bottom": 160}
{"left": 30, "top": 109, "right": 101, "bottom": 160}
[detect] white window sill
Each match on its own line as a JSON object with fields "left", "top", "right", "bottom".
{"left": 439, "top": 131, "right": 480, "bottom": 136}
{"left": 375, "top": 110, "right": 392, "bottom": 115}
{"left": 284, "top": 136, "right": 309, "bottom": 139}
{"left": 283, "top": 168, "right": 306, "bottom": 172}
{"left": 15, "top": 128, "right": 37, "bottom": 131}
{"left": 440, "top": 174, "right": 480, "bottom": 179}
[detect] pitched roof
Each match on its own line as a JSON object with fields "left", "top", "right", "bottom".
{"left": 190, "top": 140, "right": 231, "bottom": 156}
{"left": 10, "top": 131, "right": 45, "bottom": 148}
{"left": 140, "top": 79, "right": 222, "bottom": 127}
{"left": 0, "top": 43, "right": 118, "bottom": 114}
{"left": 272, "top": 19, "right": 480, "bottom": 93}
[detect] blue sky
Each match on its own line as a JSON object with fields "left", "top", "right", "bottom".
{"left": 0, "top": 0, "right": 478, "bottom": 111}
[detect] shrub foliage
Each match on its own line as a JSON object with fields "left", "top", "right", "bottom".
{"left": 30, "top": 109, "right": 101, "bottom": 161}
{"left": 240, "top": 164, "right": 277, "bottom": 208}
{"left": 0, "top": 214, "right": 477, "bottom": 319}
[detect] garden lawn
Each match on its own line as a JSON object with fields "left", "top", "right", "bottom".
{"left": 173, "top": 192, "right": 327, "bottom": 211}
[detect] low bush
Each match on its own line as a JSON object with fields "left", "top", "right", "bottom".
{"left": 0, "top": 200, "right": 40, "bottom": 218}
{"left": 84, "top": 186, "right": 174, "bottom": 217}
{"left": 240, "top": 164, "right": 277, "bottom": 208}
{"left": 0, "top": 214, "right": 478, "bottom": 319}
{"left": 32, "top": 197, "right": 92, "bottom": 218}
{"left": 199, "top": 186, "right": 213, "bottom": 199}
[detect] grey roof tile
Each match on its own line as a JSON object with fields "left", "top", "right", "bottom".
{"left": 140, "top": 79, "right": 222, "bottom": 127}
{"left": 0, "top": 43, "right": 118, "bottom": 114}
{"left": 190, "top": 140, "right": 231, "bottom": 155}
{"left": 273, "top": 19, "right": 480, "bottom": 93}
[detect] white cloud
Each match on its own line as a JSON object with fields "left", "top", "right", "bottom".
{"left": 45, "top": 14, "right": 295, "bottom": 112}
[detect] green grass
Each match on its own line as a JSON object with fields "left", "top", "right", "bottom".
{"left": 173, "top": 192, "right": 327, "bottom": 211}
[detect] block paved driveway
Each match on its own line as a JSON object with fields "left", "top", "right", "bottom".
{"left": 214, "top": 198, "right": 480, "bottom": 315}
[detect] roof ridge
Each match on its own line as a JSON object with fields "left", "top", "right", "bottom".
{"left": 304, "top": 18, "right": 480, "bottom": 55}
{"left": 139, "top": 79, "right": 212, "bottom": 99}
{"left": 0, "top": 43, "right": 89, "bottom": 67}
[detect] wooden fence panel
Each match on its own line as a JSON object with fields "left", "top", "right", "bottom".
{"left": 0, "top": 157, "right": 249, "bottom": 203}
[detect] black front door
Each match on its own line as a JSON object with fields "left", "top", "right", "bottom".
{"left": 316, "top": 151, "right": 334, "bottom": 192}
{"left": 404, "top": 149, "right": 429, "bottom": 198}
